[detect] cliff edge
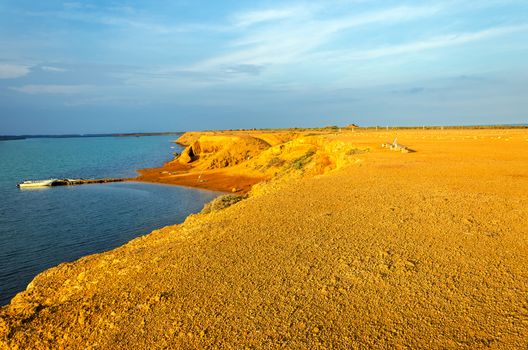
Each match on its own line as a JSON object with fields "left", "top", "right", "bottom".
{"left": 136, "top": 130, "right": 368, "bottom": 193}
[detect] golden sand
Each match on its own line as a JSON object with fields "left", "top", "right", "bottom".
{"left": 1, "top": 128, "right": 527, "bottom": 349}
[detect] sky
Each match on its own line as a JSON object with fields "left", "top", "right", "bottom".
{"left": 0, "top": 0, "right": 527, "bottom": 134}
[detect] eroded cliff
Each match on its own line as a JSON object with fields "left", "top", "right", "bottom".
{"left": 137, "top": 130, "right": 370, "bottom": 193}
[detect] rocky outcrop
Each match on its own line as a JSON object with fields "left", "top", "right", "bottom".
{"left": 173, "top": 132, "right": 370, "bottom": 177}
{"left": 177, "top": 146, "right": 195, "bottom": 164}
{"left": 176, "top": 135, "right": 271, "bottom": 169}
{"left": 137, "top": 130, "right": 374, "bottom": 194}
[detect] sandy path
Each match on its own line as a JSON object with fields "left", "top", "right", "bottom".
{"left": 1, "top": 129, "right": 527, "bottom": 349}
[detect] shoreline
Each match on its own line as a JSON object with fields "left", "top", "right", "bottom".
{"left": 2, "top": 127, "right": 527, "bottom": 348}
{"left": 133, "top": 131, "right": 273, "bottom": 193}
{"left": 134, "top": 162, "right": 264, "bottom": 194}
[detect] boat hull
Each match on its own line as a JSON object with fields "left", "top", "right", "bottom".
{"left": 17, "top": 180, "right": 56, "bottom": 188}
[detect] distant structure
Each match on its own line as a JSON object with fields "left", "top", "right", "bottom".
{"left": 381, "top": 137, "right": 414, "bottom": 153}
{"left": 345, "top": 124, "right": 359, "bottom": 129}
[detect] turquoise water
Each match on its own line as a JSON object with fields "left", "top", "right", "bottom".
{"left": 0, "top": 136, "right": 219, "bottom": 305}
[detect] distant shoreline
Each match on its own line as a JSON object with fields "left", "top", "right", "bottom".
{"left": 1, "top": 124, "right": 527, "bottom": 142}
{"left": 0, "top": 132, "right": 183, "bottom": 142}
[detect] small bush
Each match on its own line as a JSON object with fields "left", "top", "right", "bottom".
{"left": 291, "top": 150, "right": 315, "bottom": 170}
{"left": 266, "top": 157, "right": 286, "bottom": 168}
{"left": 346, "top": 148, "right": 370, "bottom": 155}
{"left": 201, "top": 194, "right": 245, "bottom": 214}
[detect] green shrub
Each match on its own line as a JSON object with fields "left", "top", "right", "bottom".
{"left": 266, "top": 156, "right": 286, "bottom": 168}
{"left": 346, "top": 148, "right": 370, "bottom": 155}
{"left": 201, "top": 194, "right": 245, "bottom": 214}
{"left": 291, "top": 150, "right": 315, "bottom": 170}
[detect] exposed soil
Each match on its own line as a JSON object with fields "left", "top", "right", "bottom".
{"left": 1, "top": 128, "right": 527, "bottom": 349}
{"left": 136, "top": 163, "right": 262, "bottom": 194}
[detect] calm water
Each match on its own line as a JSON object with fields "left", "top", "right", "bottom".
{"left": 0, "top": 136, "right": 219, "bottom": 305}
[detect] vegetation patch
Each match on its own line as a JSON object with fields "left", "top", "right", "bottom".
{"left": 201, "top": 194, "right": 246, "bottom": 214}
{"left": 346, "top": 148, "right": 370, "bottom": 155}
{"left": 291, "top": 150, "right": 316, "bottom": 170}
{"left": 266, "top": 156, "right": 286, "bottom": 169}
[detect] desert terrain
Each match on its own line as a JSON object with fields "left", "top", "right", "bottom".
{"left": 1, "top": 127, "right": 527, "bottom": 349}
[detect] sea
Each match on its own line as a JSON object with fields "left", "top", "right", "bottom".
{"left": 0, "top": 135, "right": 220, "bottom": 305}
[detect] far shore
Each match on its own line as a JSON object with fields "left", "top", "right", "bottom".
{"left": 0, "top": 132, "right": 183, "bottom": 142}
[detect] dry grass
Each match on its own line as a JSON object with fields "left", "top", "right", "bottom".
{"left": 201, "top": 194, "right": 245, "bottom": 214}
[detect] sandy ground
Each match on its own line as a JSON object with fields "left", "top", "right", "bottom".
{"left": 1, "top": 128, "right": 527, "bottom": 349}
{"left": 136, "top": 162, "right": 261, "bottom": 193}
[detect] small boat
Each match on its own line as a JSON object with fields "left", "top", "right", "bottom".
{"left": 17, "top": 179, "right": 59, "bottom": 188}
{"left": 17, "top": 177, "right": 126, "bottom": 189}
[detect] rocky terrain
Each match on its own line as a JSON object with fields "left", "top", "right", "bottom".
{"left": 1, "top": 128, "right": 527, "bottom": 349}
{"left": 136, "top": 129, "right": 366, "bottom": 193}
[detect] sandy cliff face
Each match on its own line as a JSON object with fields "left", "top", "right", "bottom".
{"left": 177, "top": 135, "right": 271, "bottom": 169}
{"left": 3, "top": 128, "right": 528, "bottom": 349}
{"left": 136, "top": 130, "right": 370, "bottom": 193}
{"left": 177, "top": 131, "right": 369, "bottom": 179}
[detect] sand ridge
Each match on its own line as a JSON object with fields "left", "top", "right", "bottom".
{"left": 136, "top": 128, "right": 367, "bottom": 193}
{"left": 1, "top": 128, "right": 527, "bottom": 349}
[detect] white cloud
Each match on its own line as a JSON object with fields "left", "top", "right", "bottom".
{"left": 231, "top": 7, "right": 309, "bottom": 27}
{"left": 112, "top": 4, "right": 446, "bottom": 90}
{"left": 41, "top": 66, "right": 67, "bottom": 73}
{"left": 0, "top": 64, "right": 31, "bottom": 79}
{"left": 10, "top": 84, "right": 94, "bottom": 94}
{"left": 324, "top": 24, "right": 528, "bottom": 61}
{"left": 24, "top": 7, "right": 212, "bottom": 35}
{"left": 192, "top": 4, "right": 443, "bottom": 71}
{"left": 63, "top": 95, "right": 147, "bottom": 107}
{"left": 62, "top": 2, "right": 96, "bottom": 10}
{"left": 318, "top": 4, "right": 442, "bottom": 34}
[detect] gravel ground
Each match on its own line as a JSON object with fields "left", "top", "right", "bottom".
{"left": 1, "top": 129, "right": 527, "bottom": 349}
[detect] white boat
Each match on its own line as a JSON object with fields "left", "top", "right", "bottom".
{"left": 17, "top": 177, "right": 124, "bottom": 189}
{"left": 17, "top": 179, "right": 59, "bottom": 188}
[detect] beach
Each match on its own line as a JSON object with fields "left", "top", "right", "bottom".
{"left": 1, "top": 128, "right": 527, "bottom": 349}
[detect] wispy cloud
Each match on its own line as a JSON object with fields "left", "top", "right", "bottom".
{"left": 190, "top": 4, "right": 443, "bottom": 71}
{"left": 318, "top": 4, "right": 443, "bottom": 34}
{"left": 22, "top": 7, "right": 216, "bottom": 35}
{"left": 41, "top": 65, "right": 67, "bottom": 73}
{"left": 10, "top": 84, "right": 94, "bottom": 94}
{"left": 0, "top": 64, "right": 31, "bottom": 79}
{"left": 98, "top": 4, "right": 448, "bottom": 89}
{"left": 62, "top": 2, "right": 97, "bottom": 10}
{"left": 63, "top": 95, "right": 147, "bottom": 107}
{"left": 1, "top": 0, "right": 527, "bottom": 131}
{"left": 323, "top": 24, "right": 528, "bottom": 61}
{"left": 231, "top": 6, "right": 310, "bottom": 27}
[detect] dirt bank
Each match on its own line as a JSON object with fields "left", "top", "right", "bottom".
{"left": 136, "top": 130, "right": 365, "bottom": 193}
{"left": 1, "top": 128, "right": 527, "bottom": 349}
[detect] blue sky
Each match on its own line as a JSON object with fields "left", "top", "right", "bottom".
{"left": 0, "top": 0, "right": 527, "bottom": 134}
